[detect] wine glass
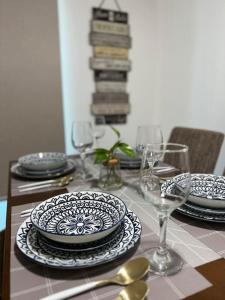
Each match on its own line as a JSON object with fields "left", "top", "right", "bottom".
{"left": 135, "top": 125, "right": 163, "bottom": 157}
{"left": 93, "top": 116, "right": 106, "bottom": 148}
{"left": 140, "top": 143, "right": 190, "bottom": 275}
{"left": 71, "top": 121, "right": 93, "bottom": 179}
{"left": 135, "top": 125, "right": 163, "bottom": 190}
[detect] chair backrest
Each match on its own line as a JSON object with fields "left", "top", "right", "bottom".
{"left": 168, "top": 127, "right": 224, "bottom": 174}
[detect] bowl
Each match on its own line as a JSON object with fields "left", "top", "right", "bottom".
{"left": 30, "top": 191, "right": 127, "bottom": 244}
{"left": 188, "top": 174, "right": 225, "bottom": 208}
{"left": 162, "top": 173, "right": 225, "bottom": 208}
{"left": 18, "top": 152, "right": 67, "bottom": 171}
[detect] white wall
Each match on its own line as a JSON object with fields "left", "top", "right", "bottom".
{"left": 57, "top": 0, "right": 160, "bottom": 152}
{"left": 155, "top": 0, "right": 225, "bottom": 174}
{"left": 58, "top": 0, "right": 225, "bottom": 174}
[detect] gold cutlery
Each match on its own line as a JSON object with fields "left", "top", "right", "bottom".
{"left": 114, "top": 280, "right": 149, "bottom": 300}
{"left": 18, "top": 175, "right": 73, "bottom": 188}
{"left": 18, "top": 176, "right": 73, "bottom": 192}
{"left": 40, "top": 257, "right": 150, "bottom": 300}
{"left": 20, "top": 208, "right": 33, "bottom": 218}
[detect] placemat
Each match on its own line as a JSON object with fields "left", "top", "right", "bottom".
{"left": 11, "top": 202, "right": 211, "bottom": 300}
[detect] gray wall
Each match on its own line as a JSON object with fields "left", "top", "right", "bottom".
{"left": 0, "top": 0, "right": 65, "bottom": 196}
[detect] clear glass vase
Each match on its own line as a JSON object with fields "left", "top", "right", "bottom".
{"left": 98, "top": 158, "right": 122, "bottom": 191}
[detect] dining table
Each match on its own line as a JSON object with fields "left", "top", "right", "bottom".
{"left": 2, "top": 155, "right": 225, "bottom": 300}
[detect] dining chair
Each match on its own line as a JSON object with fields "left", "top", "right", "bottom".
{"left": 167, "top": 127, "right": 224, "bottom": 174}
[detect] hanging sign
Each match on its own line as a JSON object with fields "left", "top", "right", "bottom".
{"left": 89, "top": 2, "right": 131, "bottom": 124}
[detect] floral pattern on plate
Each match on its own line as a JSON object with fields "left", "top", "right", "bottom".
{"left": 56, "top": 213, "right": 103, "bottom": 235}
{"left": 44, "top": 202, "right": 118, "bottom": 235}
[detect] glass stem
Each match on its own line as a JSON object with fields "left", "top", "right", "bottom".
{"left": 95, "top": 137, "right": 100, "bottom": 148}
{"left": 80, "top": 152, "right": 86, "bottom": 175}
{"left": 147, "top": 161, "right": 155, "bottom": 187}
{"left": 149, "top": 164, "right": 154, "bottom": 181}
{"left": 158, "top": 213, "right": 168, "bottom": 256}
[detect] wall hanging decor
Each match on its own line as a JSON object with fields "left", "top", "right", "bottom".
{"left": 89, "top": 0, "right": 132, "bottom": 124}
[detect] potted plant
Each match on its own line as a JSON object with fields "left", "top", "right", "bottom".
{"left": 94, "top": 127, "right": 135, "bottom": 190}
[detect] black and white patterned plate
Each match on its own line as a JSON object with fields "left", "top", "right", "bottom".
{"left": 18, "top": 164, "right": 68, "bottom": 175}
{"left": 31, "top": 191, "right": 127, "bottom": 243}
{"left": 37, "top": 222, "right": 123, "bottom": 252}
{"left": 162, "top": 173, "right": 225, "bottom": 209}
{"left": 18, "top": 152, "right": 67, "bottom": 171}
{"left": 16, "top": 210, "right": 141, "bottom": 268}
{"left": 11, "top": 159, "right": 76, "bottom": 180}
{"left": 176, "top": 201, "right": 225, "bottom": 223}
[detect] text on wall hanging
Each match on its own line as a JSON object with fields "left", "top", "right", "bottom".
{"left": 89, "top": 2, "right": 132, "bottom": 124}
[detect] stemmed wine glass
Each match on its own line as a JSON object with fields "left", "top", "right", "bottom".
{"left": 140, "top": 143, "right": 190, "bottom": 275}
{"left": 71, "top": 121, "right": 93, "bottom": 179}
{"left": 93, "top": 116, "right": 106, "bottom": 148}
{"left": 135, "top": 125, "right": 163, "bottom": 157}
{"left": 135, "top": 125, "right": 163, "bottom": 190}
{"left": 140, "top": 143, "right": 164, "bottom": 190}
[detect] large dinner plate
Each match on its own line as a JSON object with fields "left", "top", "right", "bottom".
{"left": 16, "top": 210, "right": 141, "bottom": 268}
{"left": 11, "top": 159, "right": 76, "bottom": 180}
{"left": 176, "top": 201, "right": 225, "bottom": 223}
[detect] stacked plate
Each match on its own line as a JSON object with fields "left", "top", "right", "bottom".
{"left": 116, "top": 151, "right": 141, "bottom": 169}
{"left": 116, "top": 151, "right": 176, "bottom": 173}
{"left": 11, "top": 152, "right": 76, "bottom": 179}
{"left": 162, "top": 174, "right": 225, "bottom": 223}
{"left": 16, "top": 191, "right": 142, "bottom": 268}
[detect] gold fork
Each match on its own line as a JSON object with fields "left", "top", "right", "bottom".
{"left": 19, "top": 176, "right": 73, "bottom": 192}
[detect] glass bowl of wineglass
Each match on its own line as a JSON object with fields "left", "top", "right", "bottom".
{"left": 135, "top": 125, "right": 163, "bottom": 191}
{"left": 140, "top": 143, "right": 190, "bottom": 275}
{"left": 71, "top": 121, "right": 93, "bottom": 180}
{"left": 93, "top": 116, "right": 106, "bottom": 148}
{"left": 135, "top": 125, "right": 163, "bottom": 157}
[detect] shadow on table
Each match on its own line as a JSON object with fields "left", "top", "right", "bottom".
{"left": 172, "top": 211, "right": 225, "bottom": 232}
{"left": 14, "top": 241, "right": 140, "bottom": 281}
{"left": 123, "top": 180, "right": 141, "bottom": 194}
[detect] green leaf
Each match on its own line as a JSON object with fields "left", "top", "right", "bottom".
{"left": 94, "top": 153, "right": 109, "bottom": 164}
{"left": 111, "top": 127, "right": 120, "bottom": 139}
{"left": 95, "top": 148, "right": 109, "bottom": 154}
{"left": 94, "top": 148, "right": 109, "bottom": 164}
{"left": 109, "top": 141, "right": 121, "bottom": 154}
{"left": 118, "top": 143, "right": 136, "bottom": 158}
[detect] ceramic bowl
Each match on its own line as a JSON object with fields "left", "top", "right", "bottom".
{"left": 30, "top": 191, "right": 127, "bottom": 244}
{"left": 162, "top": 173, "right": 225, "bottom": 208}
{"left": 18, "top": 152, "right": 67, "bottom": 171}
